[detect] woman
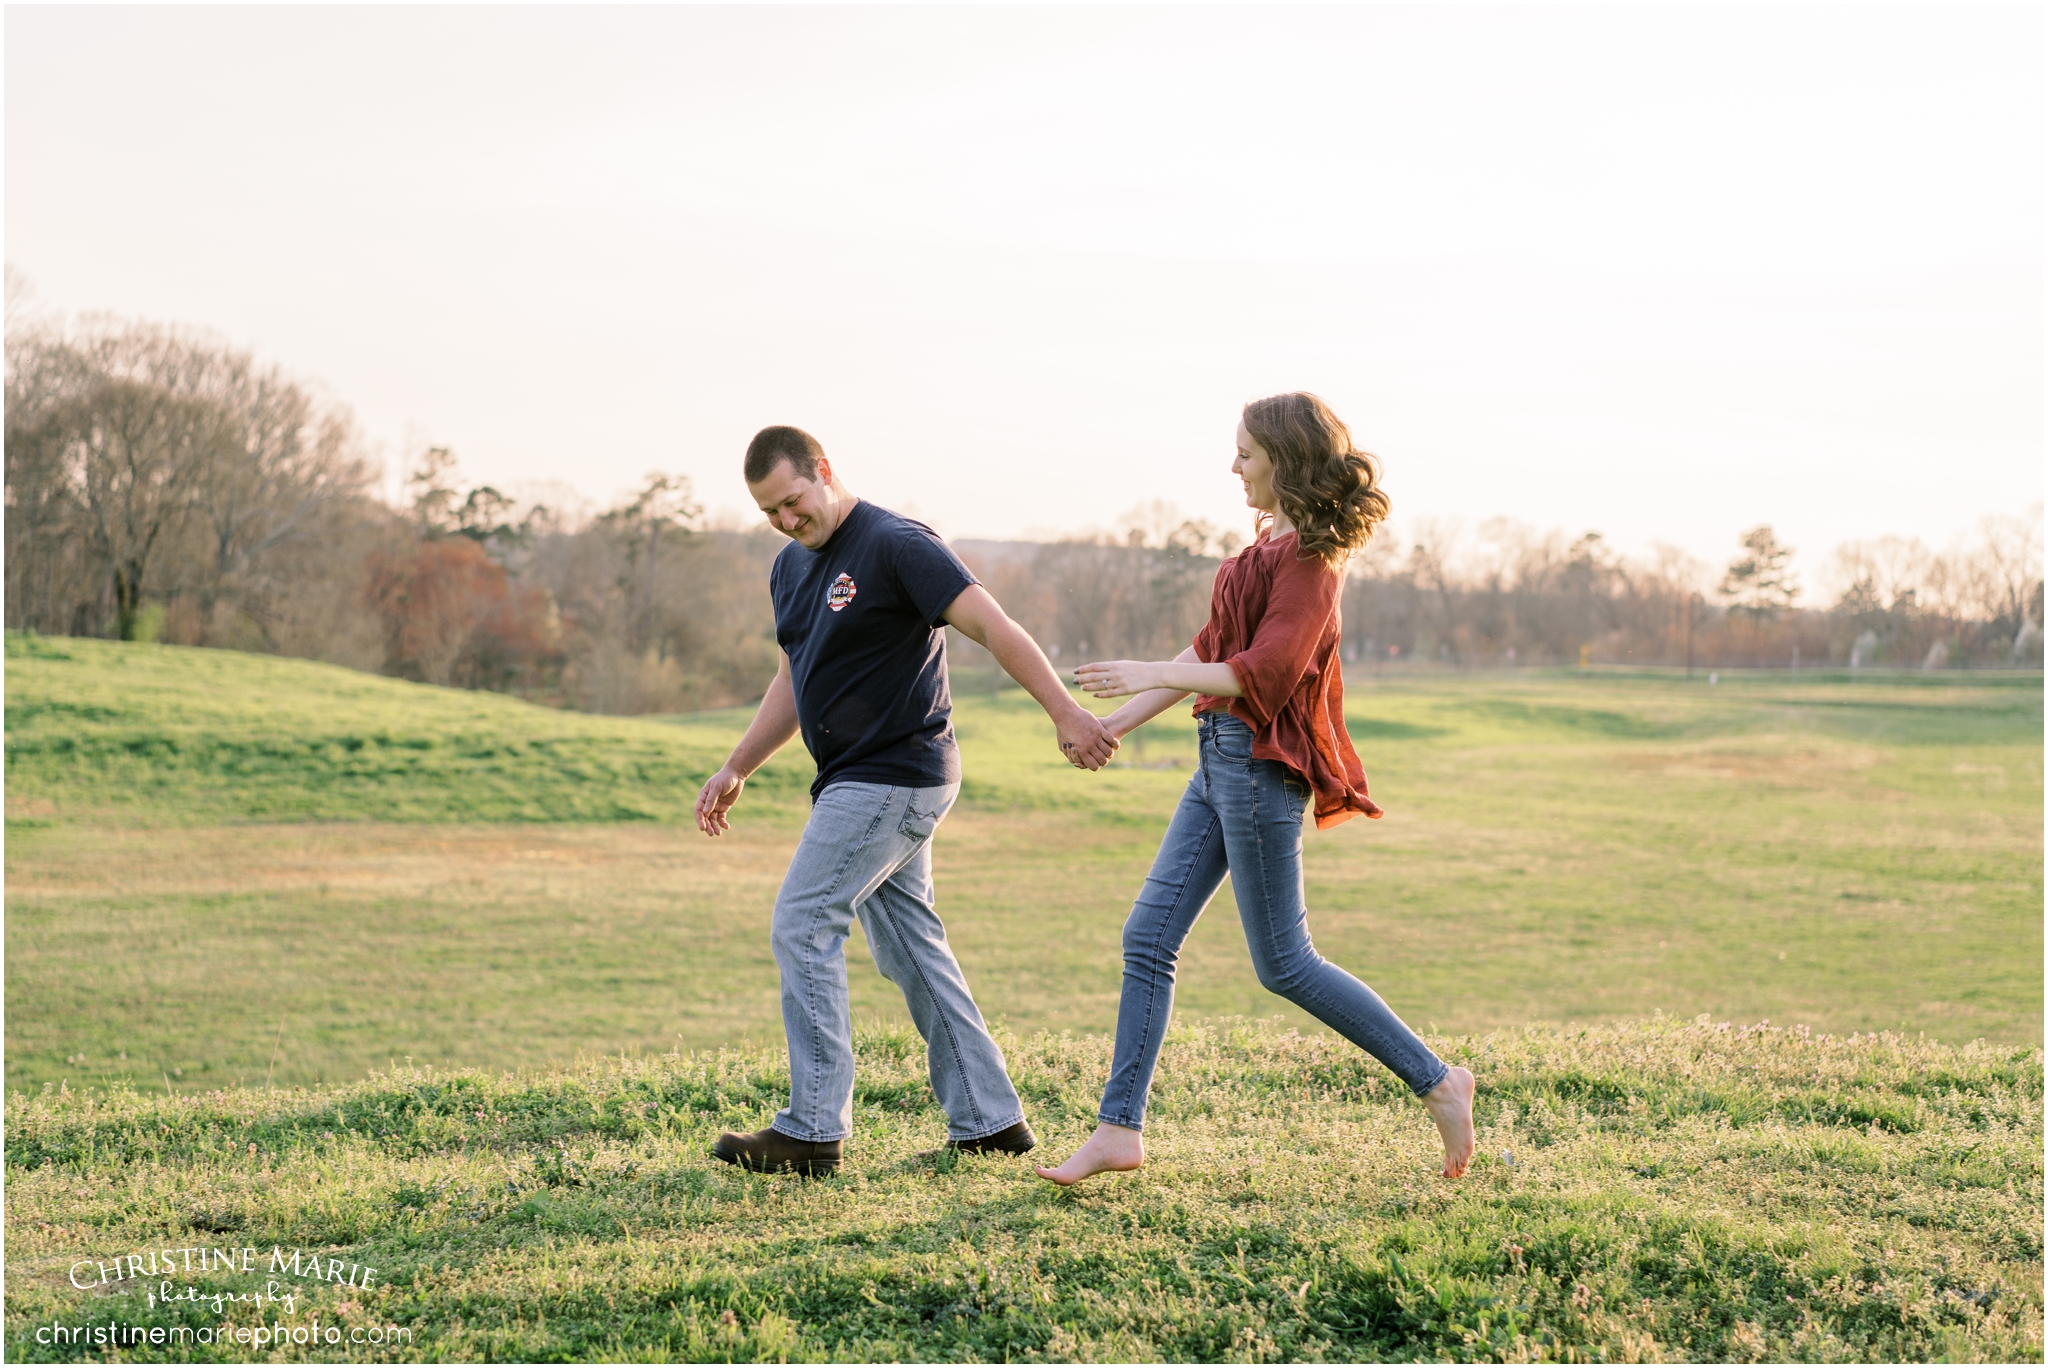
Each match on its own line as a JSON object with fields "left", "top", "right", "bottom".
{"left": 1036, "top": 392, "right": 1476, "bottom": 1186}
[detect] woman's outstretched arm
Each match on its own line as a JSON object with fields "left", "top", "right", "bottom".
{"left": 1086, "top": 645, "right": 1239, "bottom": 738}
{"left": 1077, "top": 646, "right": 1242, "bottom": 701}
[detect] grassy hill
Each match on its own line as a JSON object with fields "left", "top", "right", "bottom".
{"left": 11, "top": 632, "right": 2040, "bottom": 828}
{"left": 3, "top": 633, "right": 813, "bottom": 824}
{"left": 6, "top": 1017, "right": 2041, "bottom": 1362}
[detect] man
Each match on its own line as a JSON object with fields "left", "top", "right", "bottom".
{"left": 695, "top": 425, "right": 1117, "bottom": 1175}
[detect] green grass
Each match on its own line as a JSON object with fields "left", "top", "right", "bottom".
{"left": 5, "top": 1019, "right": 2040, "bottom": 1361}
{"left": 6, "top": 639, "right": 2039, "bottom": 1102}
{"left": 2, "top": 633, "right": 815, "bottom": 824}
{"left": 6, "top": 637, "right": 2042, "bottom": 1360}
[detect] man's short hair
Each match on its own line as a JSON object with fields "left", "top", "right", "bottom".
{"left": 744, "top": 426, "right": 826, "bottom": 484}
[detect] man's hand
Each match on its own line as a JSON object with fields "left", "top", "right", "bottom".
{"left": 697, "top": 656, "right": 798, "bottom": 836}
{"left": 695, "top": 765, "right": 746, "bottom": 836}
{"left": 1056, "top": 709, "right": 1119, "bottom": 771}
{"left": 939, "top": 586, "right": 1124, "bottom": 771}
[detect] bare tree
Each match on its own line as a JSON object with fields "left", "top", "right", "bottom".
{"left": 598, "top": 472, "right": 702, "bottom": 657}
{"left": 5, "top": 263, "right": 49, "bottom": 335}
{"left": 187, "top": 360, "right": 375, "bottom": 640}
{"left": 1962, "top": 510, "right": 2044, "bottom": 643}
{"left": 1404, "top": 517, "right": 1465, "bottom": 663}
{"left": 24, "top": 324, "right": 236, "bottom": 639}
{"left": 5, "top": 312, "right": 94, "bottom": 633}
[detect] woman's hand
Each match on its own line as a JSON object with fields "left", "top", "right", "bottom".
{"left": 1074, "top": 660, "right": 1160, "bottom": 699}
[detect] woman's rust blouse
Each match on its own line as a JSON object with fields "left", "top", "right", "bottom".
{"left": 1191, "top": 529, "right": 1382, "bottom": 828}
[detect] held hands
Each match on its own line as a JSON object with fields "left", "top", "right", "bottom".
{"left": 1056, "top": 708, "right": 1120, "bottom": 771}
{"left": 694, "top": 765, "right": 746, "bottom": 836}
{"left": 1073, "top": 660, "right": 1159, "bottom": 699}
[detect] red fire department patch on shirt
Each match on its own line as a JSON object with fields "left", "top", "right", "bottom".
{"left": 826, "top": 572, "right": 857, "bottom": 612}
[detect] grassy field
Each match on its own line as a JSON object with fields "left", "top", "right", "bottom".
{"left": 5, "top": 1019, "right": 2040, "bottom": 1361}
{"left": 5, "top": 635, "right": 2040, "bottom": 1101}
{"left": 5, "top": 636, "right": 2043, "bottom": 1361}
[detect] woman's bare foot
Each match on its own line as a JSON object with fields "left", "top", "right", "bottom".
{"left": 1034, "top": 1123, "right": 1144, "bottom": 1186}
{"left": 1424, "top": 1067, "right": 1476, "bottom": 1178}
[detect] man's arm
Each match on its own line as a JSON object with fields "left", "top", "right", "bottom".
{"left": 694, "top": 651, "right": 801, "bottom": 836}
{"left": 942, "top": 584, "right": 1118, "bottom": 770}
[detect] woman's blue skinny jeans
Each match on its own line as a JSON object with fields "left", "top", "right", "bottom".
{"left": 1098, "top": 711, "right": 1449, "bottom": 1130}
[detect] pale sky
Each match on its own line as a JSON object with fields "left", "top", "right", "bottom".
{"left": 6, "top": 5, "right": 2041, "bottom": 572}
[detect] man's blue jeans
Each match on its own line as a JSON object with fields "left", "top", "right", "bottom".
{"left": 1099, "top": 712, "right": 1449, "bottom": 1130}
{"left": 771, "top": 780, "right": 1026, "bottom": 1144}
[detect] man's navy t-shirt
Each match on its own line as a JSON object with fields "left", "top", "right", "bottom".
{"left": 769, "top": 500, "right": 977, "bottom": 800}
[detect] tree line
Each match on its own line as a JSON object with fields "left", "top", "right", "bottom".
{"left": 3, "top": 309, "right": 782, "bottom": 712}
{"left": 952, "top": 509, "right": 2041, "bottom": 690}
{"left": 6, "top": 307, "right": 2041, "bottom": 718}
{"left": 1331, "top": 516, "right": 2043, "bottom": 673}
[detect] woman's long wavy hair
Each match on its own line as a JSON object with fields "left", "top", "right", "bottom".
{"left": 1242, "top": 391, "right": 1391, "bottom": 567}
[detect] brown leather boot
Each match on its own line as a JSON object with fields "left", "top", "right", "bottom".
{"left": 946, "top": 1119, "right": 1037, "bottom": 1156}
{"left": 711, "top": 1126, "right": 842, "bottom": 1176}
